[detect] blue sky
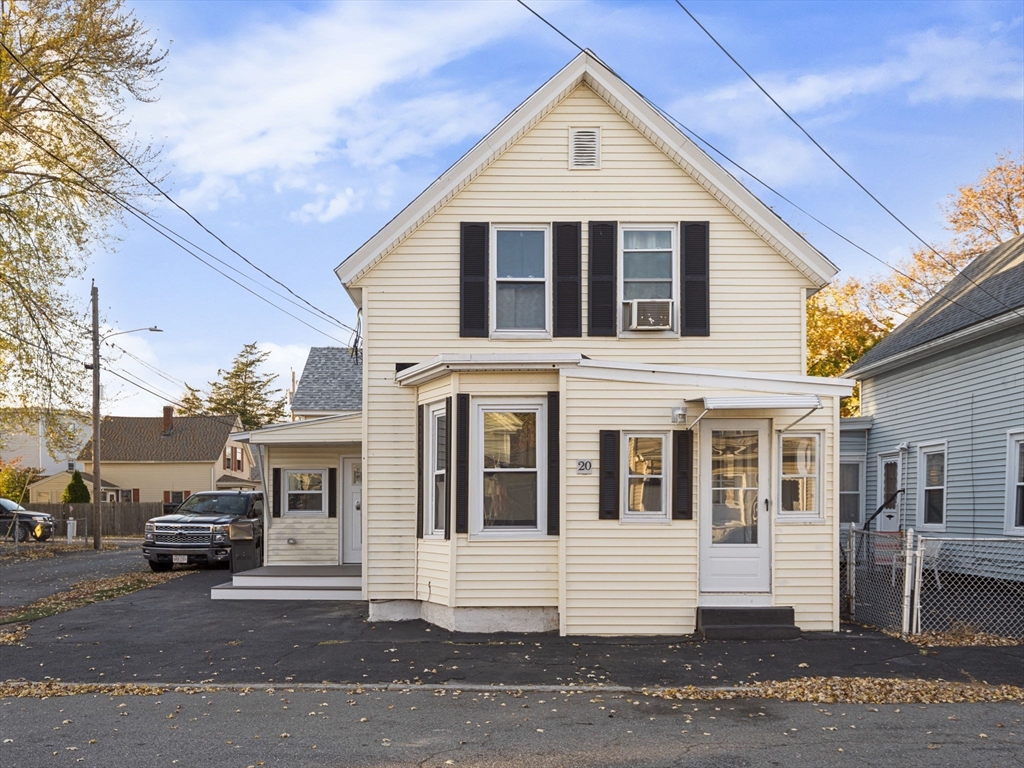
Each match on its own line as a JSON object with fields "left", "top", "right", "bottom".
{"left": 88, "top": 0, "right": 1023, "bottom": 416}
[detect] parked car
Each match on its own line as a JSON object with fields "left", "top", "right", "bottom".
{"left": 0, "top": 498, "right": 55, "bottom": 542}
{"left": 142, "top": 491, "right": 264, "bottom": 571}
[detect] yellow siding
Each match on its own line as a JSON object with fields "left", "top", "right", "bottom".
{"left": 354, "top": 84, "right": 820, "bottom": 603}
{"left": 265, "top": 444, "right": 358, "bottom": 565}
{"left": 561, "top": 374, "right": 838, "bottom": 635}
{"left": 416, "top": 539, "right": 450, "bottom": 604}
{"left": 101, "top": 462, "right": 216, "bottom": 503}
{"left": 455, "top": 539, "right": 559, "bottom": 606}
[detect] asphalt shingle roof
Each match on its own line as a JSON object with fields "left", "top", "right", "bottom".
{"left": 290, "top": 347, "right": 362, "bottom": 412}
{"left": 78, "top": 415, "right": 238, "bottom": 463}
{"left": 847, "top": 235, "right": 1024, "bottom": 375}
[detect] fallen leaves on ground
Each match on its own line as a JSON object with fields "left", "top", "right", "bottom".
{"left": 654, "top": 677, "right": 1024, "bottom": 704}
{"left": 0, "top": 541, "right": 121, "bottom": 562}
{"left": 0, "top": 625, "right": 31, "bottom": 646}
{"left": 0, "top": 570, "right": 190, "bottom": 627}
{"left": 0, "top": 681, "right": 210, "bottom": 698}
{"left": 903, "top": 625, "right": 1023, "bottom": 648}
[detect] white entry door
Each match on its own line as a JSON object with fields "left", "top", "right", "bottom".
{"left": 700, "top": 420, "right": 771, "bottom": 593}
{"left": 342, "top": 458, "right": 362, "bottom": 565}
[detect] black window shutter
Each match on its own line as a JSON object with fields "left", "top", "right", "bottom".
{"left": 416, "top": 404, "right": 424, "bottom": 538}
{"left": 272, "top": 468, "right": 281, "bottom": 518}
{"left": 460, "top": 223, "right": 489, "bottom": 337}
{"left": 672, "top": 430, "right": 694, "bottom": 520}
{"left": 680, "top": 221, "right": 710, "bottom": 336}
{"left": 455, "top": 393, "right": 470, "bottom": 534}
{"left": 588, "top": 222, "right": 617, "bottom": 336}
{"left": 599, "top": 430, "right": 620, "bottom": 519}
{"left": 444, "top": 396, "right": 452, "bottom": 540}
{"left": 328, "top": 467, "right": 338, "bottom": 518}
{"left": 552, "top": 222, "right": 582, "bottom": 337}
{"left": 547, "top": 392, "right": 560, "bottom": 535}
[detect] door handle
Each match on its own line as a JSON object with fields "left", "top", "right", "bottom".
{"left": 764, "top": 498, "right": 770, "bottom": 512}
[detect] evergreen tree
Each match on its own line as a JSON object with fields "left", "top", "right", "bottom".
{"left": 62, "top": 470, "right": 90, "bottom": 503}
{"left": 186, "top": 343, "right": 287, "bottom": 431}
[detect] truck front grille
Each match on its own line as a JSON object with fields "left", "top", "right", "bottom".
{"left": 154, "top": 524, "right": 212, "bottom": 545}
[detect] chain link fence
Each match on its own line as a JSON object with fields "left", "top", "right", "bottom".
{"left": 844, "top": 530, "right": 1024, "bottom": 639}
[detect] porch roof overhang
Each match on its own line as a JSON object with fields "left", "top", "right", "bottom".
{"left": 232, "top": 413, "right": 362, "bottom": 446}
{"left": 395, "top": 353, "right": 586, "bottom": 387}
{"left": 684, "top": 395, "right": 822, "bottom": 431}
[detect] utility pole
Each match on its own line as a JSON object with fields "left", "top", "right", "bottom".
{"left": 91, "top": 281, "right": 102, "bottom": 550}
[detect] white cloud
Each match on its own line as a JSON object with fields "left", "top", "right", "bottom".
{"left": 672, "top": 26, "right": 1023, "bottom": 186}
{"left": 290, "top": 187, "right": 362, "bottom": 223}
{"left": 138, "top": 1, "right": 527, "bottom": 213}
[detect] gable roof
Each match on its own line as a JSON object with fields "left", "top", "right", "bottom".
{"left": 335, "top": 50, "right": 837, "bottom": 301}
{"left": 78, "top": 414, "right": 240, "bottom": 463}
{"left": 290, "top": 347, "right": 362, "bottom": 412}
{"left": 847, "top": 234, "right": 1024, "bottom": 377}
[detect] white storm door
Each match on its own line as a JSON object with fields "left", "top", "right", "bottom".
{"left": 342, "top": 458, "right": 362, "bottom": 565}
{"left": 876, "top": 454, "right": 902, "bottom": 532}
{"left": 699, "top": 420, "right": 771, "bottom": 593}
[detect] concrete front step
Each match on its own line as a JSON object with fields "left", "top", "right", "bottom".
{"left": 696, "top": 607, "right": 799, "bottom": 640}
{"left": 231, "top": 564, "right": 361, "bottom": 590}
{"left": 211, "top": 583, "right": 363, "bottom": 601}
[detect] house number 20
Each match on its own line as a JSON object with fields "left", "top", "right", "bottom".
{"left": 576, "top": 460, "right": 593, "bottom": 475}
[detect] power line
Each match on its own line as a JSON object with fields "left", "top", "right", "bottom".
{"left": 105, "top": 341, "right": 193, "bottom": 391}
{"left": 102, "top": 368, "right": 243, "bottom": 431}
{"left": 0, "top": 39, "right": 352, "bottom": 331}
{"left": 0, "top": 327, "right": 84, "bottom": 364}
{"left": 674, "top": 1, "right": 1023, "bottom": 320}
{"left": 512, "top": 1, "right": 995, "bottom": 324}
{"left": 0, "top": 115, "right": 358, "bottom": 339}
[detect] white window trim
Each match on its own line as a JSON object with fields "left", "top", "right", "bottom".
{"left": 620, "top": 432, "right": 671, "bottom": 523}
{"left": 1005, "top": 430, "right": 1024, "bottom": 535}
{"left": 777, "top": 431, "right": 824, "bottom": 522}
{"left": 470, "top": 398, "right": 547, "bottom": 539}
{"left": 839, "top": 455, "right": 866, "bottom": 529}
{"left": 617, "top": 223, "right": 678, "bottom": 337}
{"left": 283, "top": 468, "right": 328, "bottom": 518}
{"left": 489, "top": 224, "right": 551, "bottom": 338}
{"left": 424, "top": 401, "right": 448, "bottom": 539}
{"left": 916, "top": 442, "right": 947, "bottom": 532}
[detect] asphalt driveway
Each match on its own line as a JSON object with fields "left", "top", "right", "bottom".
{"left": 0, "top": 542, "right": 152, "bottom": 608}
{"left": 2, "top": 569, "right": 1022, "bottom": 689}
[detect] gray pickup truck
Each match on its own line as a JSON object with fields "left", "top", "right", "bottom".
{"left": 142, "top": 490, "right": 263, "bottom": 571}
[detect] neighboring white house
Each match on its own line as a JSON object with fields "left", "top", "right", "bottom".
{"left": 844, "top": 234, "right": 1024, "bottom": 538}
{"left": 229, "top": 51, "right": 854, "bottom": 636}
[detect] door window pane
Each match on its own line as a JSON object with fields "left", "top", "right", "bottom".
{"left": 882, "top": 460, "right": 899, "bottom": 509}
{"left": 711, "top": 430, "right": 759, "bottom": 544}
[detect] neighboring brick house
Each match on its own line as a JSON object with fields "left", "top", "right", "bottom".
{"left": 28, "top": 407, "right": 257, "bottom": 504}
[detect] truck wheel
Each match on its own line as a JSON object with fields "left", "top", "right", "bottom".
{"left": 15, "top": 522, "right": 31, "bottom": 542}
{"left": 148, "top": 560, "right": 173, "bottom": 572}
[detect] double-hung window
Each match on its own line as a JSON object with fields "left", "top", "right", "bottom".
{"left": 285, "top": 470, "right": 326, "bottom": 515}
{"left": 425, "top": 402, "right": 448, "bottom": 536}
{"left": 619, "top": 226, "right": 676, "bottom": 331}
{"left": 622, "top": 433, "right": 668, "bottom": 522}
{"left": 839, "top": 460, "right": 864, "bottom": 527}
{"left": 779, "top": 433, "right": 821, "bottom": 519}
{"left": 474, "top": 399, "right": 546, "bottom": 536}
{"left": 492, "top": 226, "right": 549, "bottom": 335}
{"left": 917, "top": 444, "right": 946, "bottom": 529}
{"left": 1008, "top": 432, "right": 1024, "bottom": 534}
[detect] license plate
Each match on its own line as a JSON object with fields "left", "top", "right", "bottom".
{"left": 172, "top": 555, "right": 188, "bottom": 564}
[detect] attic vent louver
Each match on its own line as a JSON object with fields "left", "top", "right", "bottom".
{"left": 569, "top": 128, "right": 600, "bottom": 169}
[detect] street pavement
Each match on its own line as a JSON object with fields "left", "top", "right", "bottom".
{"left": 0, "top": 541, "right": 148, "bottom": 608}
{"left": 1, "top": 568, "right": 1021, "bottom": 689}
{"left": 2, "top": 687, "right": 1021, "bottom": 767}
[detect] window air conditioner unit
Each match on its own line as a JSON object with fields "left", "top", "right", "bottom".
{"left": 626, "top": 299, "right": 674, "bottom": 330}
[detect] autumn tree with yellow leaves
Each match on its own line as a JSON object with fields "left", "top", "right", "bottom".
{"left": 808, "top": 152, "right": 1023, "bottom": 415}
{"left": 0, "top": 0, "right": 164, "bottom": 452}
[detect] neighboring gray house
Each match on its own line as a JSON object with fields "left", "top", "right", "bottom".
{"left": 843, "top": 234, "right": 1024, "bottom": 538}
{"left": 289, "top": 347, "right": 362, "bottom": 419}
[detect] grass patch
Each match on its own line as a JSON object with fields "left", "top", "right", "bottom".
{"left": 0, "top": 570, "right": 190, "bottom": 633}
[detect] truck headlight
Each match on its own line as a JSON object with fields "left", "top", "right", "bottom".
{"left": 211, "top": 525, "right": 229, "bottom": 534}
{"left": 145, "top": 522, "right": 156, "bottom": 537}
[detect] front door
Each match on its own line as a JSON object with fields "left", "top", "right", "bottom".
{"left": 876, "top": 453, "right": 902, "bottom": 532}
{"left": 342, "top": 458, "right": 362, "bottom": 565}
{"left": 700, "top": 420, "right": 771, "bottom": 593}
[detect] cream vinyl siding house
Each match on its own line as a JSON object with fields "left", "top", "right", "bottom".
{"left": 230, "top": 51, "right": 852, "bottom": 635}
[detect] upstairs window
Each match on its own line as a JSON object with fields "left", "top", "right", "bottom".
{"left": 620, "top": 226, "right": 676, "bottom": 331}
{"left": 492, "top": 226, "right": 549, "bottom": 335}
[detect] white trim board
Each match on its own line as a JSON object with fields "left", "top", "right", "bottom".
{"left": 334, "top": 50, "right": 837, "bottom": 302}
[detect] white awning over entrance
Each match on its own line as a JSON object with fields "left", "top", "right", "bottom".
{"left": 686, "top": 395, "right": 822, "bottom": 431}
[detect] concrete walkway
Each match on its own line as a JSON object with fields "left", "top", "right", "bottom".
{"left": 2, "top": 569, "right": 1021, "bottom": 689}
